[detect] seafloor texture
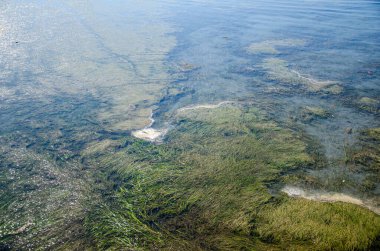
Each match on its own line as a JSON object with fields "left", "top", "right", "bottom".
{"left": 0, "top": 0, "right": 379, "bottom": 250}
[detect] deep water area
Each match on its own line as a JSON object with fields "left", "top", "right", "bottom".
{"left": 1, "top": 0, "right": 379, "bottom": 250}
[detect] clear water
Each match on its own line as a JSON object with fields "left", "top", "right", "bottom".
{"left": 1, "top": 0, "right": 379, "bottom": 246}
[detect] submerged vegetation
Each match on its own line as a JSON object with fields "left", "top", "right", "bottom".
{"left": 1, "top": 0, "right": 379, "bottom": 250}
{"left": 82, "top": 105, "right": 380, "bottom": 250}
{"left": 258, "top": 198, "right": 380, "bottom": 250}
{"left": 1, "top": 100, "right": 379, "bottom": 250}
{"left": 346, "top": 128, "right": 380, "bottom": 196}
{"left": 300, "top": 106, "right": 331, "bottom": 122}
{"left": 357, "top": 97, "right": 380, "bottom": 114}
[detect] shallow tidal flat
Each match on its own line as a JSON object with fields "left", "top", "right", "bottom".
{"left": 1, "top": 0, "right": 380, "bottom": 250}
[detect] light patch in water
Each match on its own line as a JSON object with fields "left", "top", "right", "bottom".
{"left": 132, "top": 109, "right": 169, "bottom": 142}
{"left": 359, "top": 97, "right": 379, "bottom": 105}
{"left": 177, "top": 101, "right": 235, "bottom": 113}
{"left": 132, "top": 128, "right": 168, "bottom": 142}
{"left": 262, "top": 58, "right": 342, "bottom": 93}
{"left": 133, "top": 101, "right": 236, "bottom": 141}
{"left": 0, "top": 87, "right": 15, "bottom": 99}
{"left": 247, "top": 39, "right": 306, "bottom": 54}
{"left": 83, "top": 139, "right": 117, "bottom": 156}
{"left": 282, "top": 185, "right": 380, "bottom": 215}
{"left": 1, "top": 1, "right": 177, "bottom": 131}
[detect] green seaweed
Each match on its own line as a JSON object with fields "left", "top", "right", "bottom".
{"left": 257, "top": 197, "right": 380, "bottom": 250}
{"left": 357, "top": 97, "right": 380, "bottom": 113}
{"left": 2, "top": 100, "right": 379, "bottom": 250}
{"left": 300, "top": 106, "right": 331, "bottom": 122}
{"left": 347, "top": 128, "right": 380, "bottom": 173}
{"left": 83, "top": 105, "right": 379, "bottom": 250}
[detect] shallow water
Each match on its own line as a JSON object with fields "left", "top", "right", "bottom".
{"left": 1, "top": 0, "right": 379, "bottom": 249}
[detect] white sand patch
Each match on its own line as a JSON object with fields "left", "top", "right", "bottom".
{"left": 177, "top": 101, "right": 234, "bottom": 113}
{"left": 132, "top": 128, "right": 167, "bottom": 142}
{"left": 131, "top": 110, "right": 168, "bottom": 141}
{"left": 132, "top": 101, "right": 236, "bottom": 142}
{"left": 282, "top": 185, "right": 380, "bottom": 215}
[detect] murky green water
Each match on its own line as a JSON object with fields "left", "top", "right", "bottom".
{"left": 1, "top": 0, "right": 379, "bottom": 249}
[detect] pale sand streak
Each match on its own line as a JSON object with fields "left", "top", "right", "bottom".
{"left": 177, "top": 101, "right": 235, "bottom": 113}
{"left": 282, "top": 185, "right": 380, "bottom": 215}
{"left": 290, "top": 69, "right": 337, "bottom": 89}
{"left": 132, "top": 101, "right": 235, "bottom": 141}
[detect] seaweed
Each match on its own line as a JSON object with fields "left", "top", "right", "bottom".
{"left": 83, "top": 105, "right": 379, "bottom": 250}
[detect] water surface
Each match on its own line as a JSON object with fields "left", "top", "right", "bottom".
{"left": 1, "top": 0, "right": 379, "bottom": 249}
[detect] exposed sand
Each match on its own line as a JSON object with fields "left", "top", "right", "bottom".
{"left": 282, "top": 185, "right": 380, "bottom": 215}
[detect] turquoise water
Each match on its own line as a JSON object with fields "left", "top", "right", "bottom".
{"left": 0, "top": 0, "right": 379, "bottom": 249}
